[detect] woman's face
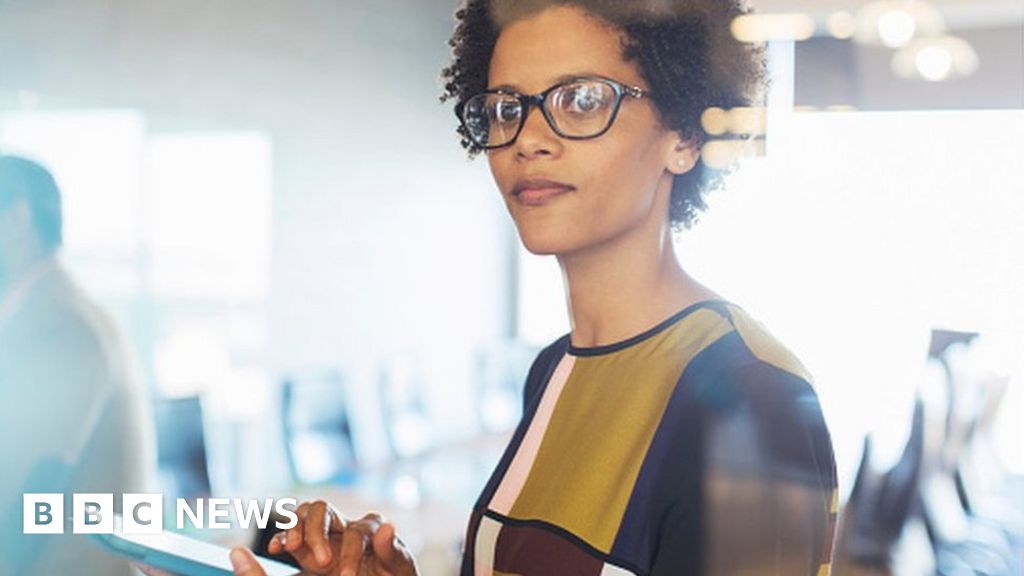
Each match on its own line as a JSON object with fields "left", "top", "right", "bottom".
{"left": 487, "top": 5, "right": 692, "bottom": 256}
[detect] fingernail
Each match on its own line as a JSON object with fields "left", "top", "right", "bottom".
{"left": 279, "top": 533, "right": 288, "bottom": 546}
{"left": 230, "top": 548, "right": 254, "bottom": 570}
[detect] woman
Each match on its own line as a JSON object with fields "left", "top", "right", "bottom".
{"left": 229, "top": 1, "right": 838, "bottom": 575}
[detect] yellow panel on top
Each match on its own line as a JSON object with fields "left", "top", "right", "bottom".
{"left": 508, "top": 308, "right": 733, "bottom": 553}
{"left": 723, "top": 303, "right": 813, "bottom": 383}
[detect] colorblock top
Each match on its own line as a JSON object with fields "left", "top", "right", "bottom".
{"left": 460, "top": 299, "right": 838, "bottom": 576}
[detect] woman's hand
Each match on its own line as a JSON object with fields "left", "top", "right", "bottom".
{"left": 267, "top": 500, "right": 418, "bottom": 576}
{"left": 137, "top": 500, "right": 416, "bottom": 576}
{"left": 139, "top": 528, "right": 413, "bottom": 576}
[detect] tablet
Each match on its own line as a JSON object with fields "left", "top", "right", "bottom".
{"left": 90, "top": 514, "right": 300, "bottom": 576}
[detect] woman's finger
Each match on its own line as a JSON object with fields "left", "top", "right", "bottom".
{"left": 284, "top": 502, "right": 311, "bottom": 553}
{"left": 334, "top": 521, "right": 372, "bottom": 576}
{"left": 370, "top": 523, "right": 417, "bottom": 576}
{"left": 229, "top": 547, "right": 268, "bottom": 576}
{"left": 303, "top": 501, "right": 334, "bottom": 567}
{"left": 266, "top": 530, "right": 285, "bottom": 554}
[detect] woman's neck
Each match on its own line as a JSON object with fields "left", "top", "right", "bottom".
{"left": 557, "top": 219, "right": 718, "bottom": 349}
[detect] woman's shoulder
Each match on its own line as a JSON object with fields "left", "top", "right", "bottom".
{"left": 669, "top": 301, "right": 832, "bottom": 452}
{"left": 692, "top": 299, "right": 813, "bottom": 386}
{"left": 679, "top": 300, "right": 835, "bottom": 473}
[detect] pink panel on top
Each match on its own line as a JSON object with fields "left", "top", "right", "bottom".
{"left": 488, "top": 353, "right": 576, "bottom": 515}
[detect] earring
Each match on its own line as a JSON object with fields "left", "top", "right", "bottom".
{"left": 677, "top": 159, "right": 686, "bottom": 167}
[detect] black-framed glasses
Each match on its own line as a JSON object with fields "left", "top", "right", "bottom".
{"left": 455, "top": 76, "right": 649, "bottom": 150}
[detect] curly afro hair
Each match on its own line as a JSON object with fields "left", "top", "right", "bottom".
{"left": 441, "top": 0, "right": 768, "bottom": 229}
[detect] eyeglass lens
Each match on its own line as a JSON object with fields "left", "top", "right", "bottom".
{"left": 462, "top": 79, "right": 620, "bottom": 148}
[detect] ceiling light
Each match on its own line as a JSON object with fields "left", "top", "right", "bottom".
{"left": 827, "top": 11, "right": 857, "bottom": 40}
{"left": 891, "top": 35, "right": 979, "bottom": 81}
{"left": 855, "top": 0, "right": 946, "bottom": 48}
{"left": 731, "top": 13, "right": 816, "bottom": 43}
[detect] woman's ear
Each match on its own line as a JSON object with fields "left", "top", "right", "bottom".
{"left": 665, "top": 136, "right": 700, "bottom": 175}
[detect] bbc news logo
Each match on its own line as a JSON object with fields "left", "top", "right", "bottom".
{"left": 23, "top": 494, "right": 299, "bottom": 534}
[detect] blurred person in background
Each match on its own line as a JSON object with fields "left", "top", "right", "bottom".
{"left": 0, "top": 154, "right": 154, "bottom": 575}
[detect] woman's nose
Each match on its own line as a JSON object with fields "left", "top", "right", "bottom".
{"left": 514, "top": 105, "right": 562, "bottom": 160}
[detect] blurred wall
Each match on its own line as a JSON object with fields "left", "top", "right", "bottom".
{"left": 0, "top": 0, "right": 517, "bottom": 377}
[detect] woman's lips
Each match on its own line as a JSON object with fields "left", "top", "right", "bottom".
{"left": 512, "top": 179, "right": 575, "bottom": 206}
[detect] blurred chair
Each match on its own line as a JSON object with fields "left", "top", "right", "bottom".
{"left": 927, "top": 330, "right": 979, "bottom": 363}
{"left": 280, "top": 371, "right": 358, "bottom": 486}
{"left": 834, "top": 398, "right": 927, "bottom": 575}
{"left": 957, "top": 374, "right": 1024, "bottom": 537}
{"left": 918, "top": 335, "right": 1020, "bottom": 576}
{"left": 472, "top": 339, "right": 539, "bottom": 433}
{"left": 153, "top": 395, "right": 212, "bottom": 500}
{"left": 378, "top": 354, "right": 434, "bottom": 460}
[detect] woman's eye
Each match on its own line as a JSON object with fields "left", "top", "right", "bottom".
{"left": 565, "top": 86, "right": 604, "bottom": 114}
{"left": 493, "top": 100, "right": 521, "bottom": 124}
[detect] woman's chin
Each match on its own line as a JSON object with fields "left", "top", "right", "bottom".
{"left": 517, "top": 228, "right": 581, "bottom": 256}
{"left": 520, "top": 242, "right": 559, "bottom": 256}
